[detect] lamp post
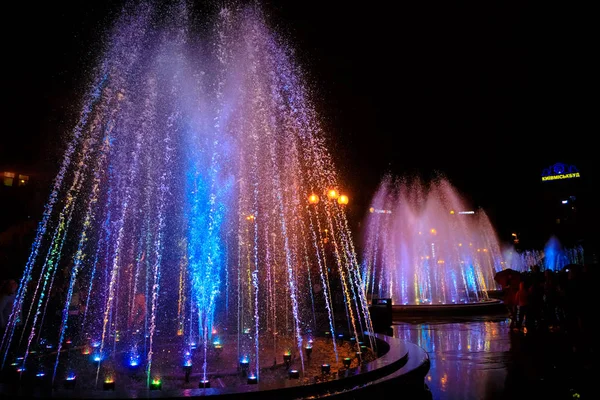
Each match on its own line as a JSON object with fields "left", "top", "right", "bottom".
{"left": 309, "top": 190, "right": 349, "bottom": 207}
{"left": 337, "top": 194, "right": 349, "bottom": 205}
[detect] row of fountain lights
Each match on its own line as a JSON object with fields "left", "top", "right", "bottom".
{"left": 160, "top": 332, "right": 368, "bottom": 389}
{"left": 235, "top": 332, "right": 369, "bottom": 386}
{"left": 17, "top": 190, "right": 352, "bottom": 391}
{"left": 21, "top": 330, "right": 369, "bottom": 391}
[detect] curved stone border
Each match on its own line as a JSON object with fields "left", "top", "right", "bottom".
{"left": 0, "top": 334, "right": 430, "bottom": 399}
{"left": 392, "top": 299, "right": 507, "bottom": 317}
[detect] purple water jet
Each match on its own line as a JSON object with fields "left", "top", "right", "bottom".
{"left": 0, "top": 1, "right": 376, "bottom": 394}
{"left": 362, "top": 174, "right": 504, "bottom": 305}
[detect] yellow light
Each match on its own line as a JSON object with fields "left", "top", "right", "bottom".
{"left": 430, "top": 228, "right": 437, "bottom": 235}
{"left": 177, "top": 329, "right": 183, "bottom": 336}
{"left": 327, "top": 189, "right": 339, "bottom": 200}
{"left": 246, "top": 214, "right": 255, "bottom": 221}
{"left": 337, "top": 194, "right": 349, "bottom": 205}
{"left": 458, "top": 243, "right": 462, "bottom": 247}
{"left": 308, "top": 194, "right": 320, "bottom": 204}
{"left": 369, "top": 207, "right": 374, "bottom": 213}
{"left": 105, "top": 377, "right": 114, "bottom": 384}
{"left": 511, "top": 233, "right": 517, "bottom": 237}
{"left": 541, "top": 172, "right": 580, "bottom": 181}
{"left": 450, "top": 210, "right": 455, "bottom": 214}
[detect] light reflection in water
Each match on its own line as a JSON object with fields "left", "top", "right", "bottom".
{"left": 393, "top": 318, "right": 511, "bottom": 399}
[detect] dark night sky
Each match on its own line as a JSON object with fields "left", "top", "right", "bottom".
{"left": 1, "top": 1, "right": 597, "bottom": 241}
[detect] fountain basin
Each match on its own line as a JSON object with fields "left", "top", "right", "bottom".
{"left": 0, "top": 334, "right": 429, "bottom": 399}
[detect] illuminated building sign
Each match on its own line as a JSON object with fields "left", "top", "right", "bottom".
{"left": 541, "top": 163, "right": 581, "bottom": 182}
{"left": 369, "top": 207, "right": 392, "bottom": 214}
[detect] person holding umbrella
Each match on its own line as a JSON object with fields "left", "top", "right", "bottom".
{"left": 494, "top": 269, "right": 520, "bottom": 329}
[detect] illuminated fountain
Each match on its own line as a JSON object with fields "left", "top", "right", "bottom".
{"left": 502, "top": 235, "right": 585, "bottom": 272}
{"left": 362, "top": 174, "right": 505, "bottom": 307}
{"left": 0, "top": 2, "right": 428, "bottom": 398}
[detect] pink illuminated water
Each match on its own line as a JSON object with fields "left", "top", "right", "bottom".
{"left": 362, "top": 174, "right": 505, "bottom": 305}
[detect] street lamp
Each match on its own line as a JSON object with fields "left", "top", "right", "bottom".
{"left": 310, "top": 191, "right": 348, "bottom": 206}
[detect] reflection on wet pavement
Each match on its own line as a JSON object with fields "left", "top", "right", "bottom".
{"left": 392, "top": 314, "right": 596, "bottom": 399}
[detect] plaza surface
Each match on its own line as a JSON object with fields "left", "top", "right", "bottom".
{"left": 389, "top": 313, "right": 596, "bottom": 399}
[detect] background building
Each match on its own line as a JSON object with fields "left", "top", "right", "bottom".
{"left": 0, "top": 166, "right": 45, "bottom": 277}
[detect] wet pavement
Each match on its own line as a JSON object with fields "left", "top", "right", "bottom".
{"left": 391, "top": 313, "right": 597, "bottom": 399}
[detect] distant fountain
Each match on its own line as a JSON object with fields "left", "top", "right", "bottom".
{"left": 362, "top": 174, "right": 505, "bottom": 305}
{"left": 0, "top": 2, "right": 376, "bottom": 394}
{"left": 542, "top": 235, "right": 584, "bottom": 271}
{"left": 503, "top": 236, "right": 585, "bottom": 272}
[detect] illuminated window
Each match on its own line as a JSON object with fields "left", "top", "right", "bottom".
{"left": 3, "top": 171, "right": 15, "bottom": 186}
{"left": 18, "top": 174, "right": 29, "bottom": 186}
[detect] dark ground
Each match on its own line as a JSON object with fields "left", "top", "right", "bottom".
{"left": 390, "top": 312, "right": 596, "bottom": 399}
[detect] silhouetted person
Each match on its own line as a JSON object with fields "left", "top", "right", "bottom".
{"left": 503, "top": 274, "right": 519, "bottom": 328}
{"left": 0, "top": 279, "right": 19, "bottom": 334}
{"left": 564, "top": 267, "right": 584, "bottom": 351}
{"left": 527, "top": 266, "right": 544, "bottom": 331}
{"left": 129, "top": 292, "right": 147, "bottom": 333}
{"left": 542, "top": 270, "right": 560, "bottom": 330}
{"left": 66, "top": 282, "right": 86, "bottom": 343}
{"left": 514, "top": 281, "right": 529, "bottom": 331}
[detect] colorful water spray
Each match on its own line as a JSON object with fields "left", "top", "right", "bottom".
{"left": 502, "top": 235, "right": 585, "bottom": 272}
{"left": 1, "top": 1, "right": 372, "bottom": 390}
{"left": 362, "top": 174, "right": 505, "bottom": 305}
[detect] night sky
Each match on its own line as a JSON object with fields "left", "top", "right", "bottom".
{"left": 1, "top": 1, "right": 596, "bottom": 242}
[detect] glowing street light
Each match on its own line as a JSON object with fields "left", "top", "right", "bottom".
{"left": 337, "top": 194, "right": 349, "bottom": 205}
{"left": 310, "top": 190, "right": 348, "bottom": 205}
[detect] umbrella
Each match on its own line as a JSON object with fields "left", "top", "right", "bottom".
{"left": 561, "top": 263, "right": 583, "bottom": 274}
{"left": 494, "top": 268, "right": 521, "bottom": 288}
